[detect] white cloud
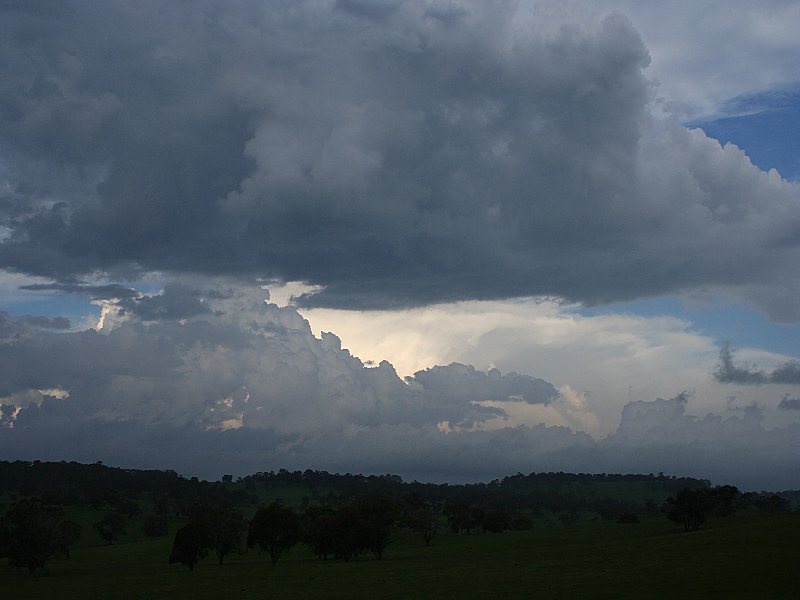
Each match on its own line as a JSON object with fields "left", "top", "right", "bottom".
{"left": 299, "top": 293, "right": 800, "bottom": 436}
{"left": 576, "top": 0, "right": 800, "bottom": 117}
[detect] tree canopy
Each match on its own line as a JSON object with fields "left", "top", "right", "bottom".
{"left": 247, "top": 503, "right": 300, "bottom": 565}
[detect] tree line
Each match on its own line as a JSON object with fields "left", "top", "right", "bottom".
{"left": 0, "top": 460, "right": 795, "bottom": 574}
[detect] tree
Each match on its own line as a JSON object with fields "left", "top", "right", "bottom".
{"left": 667, "top": 486, "right": 742, "bottom": 531}
{"left": 169, "top": 522, "right": 208, "bottom": 571}
{"left": 200, "top": 503, "right": 246, "bottom": 565}
{"left": 666, "top": 488, "right": 710, "bottom": 531}
{"left": 0, "top": 498, "right": 76, "bottom": 574}
{"left": 446, "top": 502, "right": 472, "bottom": 535}
{"left": 616, "top": 512, "right": 640, "bottom": 524}
{"left": 358, "top": 495, "right": 398, "bottom": 560}
{"left": 142, "top": 515, "right": 169, "bottom": 538}
{"left": 402, "top": 494, "right": 439, "bottom": 547}
{"left": 93, "top": 512, "right": 126, "bottom": 544}
{"left": 330, "top": 506, "right": 364, "bottom": 562}
{"left": 247, "top": 503, "right": 300, "bottom": 565}
{"left": 757, "top": 494, "right": 790, "bottom": 514}
{"left": 301, "top": 507, "right": 338, "bottom": 560}
{"left": 408, "top": 506, "right": 439, "bottom": 546}
{"left": 708, "top": 485, "right": 739, "bottom": 516}
{"left": 57, "top": 520, "right": 82, "bottom": 557}
{"left": 482, "top": 510, "right": 512, "bottom": 533}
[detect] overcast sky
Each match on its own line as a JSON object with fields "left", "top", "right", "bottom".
{"left": 2, "top": 1, "right": 800, "bottom": 490}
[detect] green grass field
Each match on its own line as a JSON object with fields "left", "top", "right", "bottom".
{"left": 3, "top": 512, "right": 798, "bottom": 599}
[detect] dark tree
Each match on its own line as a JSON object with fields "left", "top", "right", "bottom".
{"left": 330, "top": 506, "right": 364, "bottom": 562}
{"left": 57, "top": 520, "right": 82, "bottom": 557}
{"left": 408, "top": 506, "right": 439, "bottom": 546}
{"left": 358, "top": 495, "right": 398, "bottom": 560}
{"left": 708, "top": 485, "right": 739, "bottom": 516}
{"left": 758, "top": 494, "right": 790, "bottom": 514}
{"left": 482, "top": 510, "right": 512, "bottom": 533}
{"left": 667, "top": 485, "right": 742, "bottom": 531}
{"left": 169, "top": 522, "right": 209, "bottom": 571}
{"left": 142, "top": 515, "right": 169, "bottom": 538}
{"left": 616, "top": 512, "right": 640, "bottom": 524}
{"left": 511, "top": 515, "right": 533, "bottom": 531}
{"left": 201, "top": 503, "right": 246, "bottom": 565}
{"left": 302, "top": 507, "right": 338, "bottom": 560}
{"left": 402, "top": 494, "right": 439, "bottom": 547}
{"left": 468, "top": 507, "right": 486, "bottom": 533}
{"left": 558, "top": 510, "right": 581, "bottom": 526}
{"left": 666, "top": 489, "right": 710, "bottom": 531}
{"left": 247, "top": 503, "right": 300, "bottom": 565}
{"left": 93, "top": 512, "right": 126, "bottom": 544}
{"left": 446, "top": 502, "right": 472, "bottom": 535}
{"left": 0, "top": 499, "right": 74, "bottom": 574}
{"left": 112, "top": 497, "right": 141, "bottom": 518}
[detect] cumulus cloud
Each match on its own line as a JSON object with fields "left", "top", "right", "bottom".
{"left": 1, "top": 283, "right": 798, "bottom": 488}
{"left": 714, "top": 343, "right": 800, "bottom": 385}
{"left": 0, "top": 285, "right": 558, "bottom": 436}
{"left": 591, "top": 392, "right": 800, "bottom": 490}
{"left": 0, "top": 2, "right": 799, "bottom": 316}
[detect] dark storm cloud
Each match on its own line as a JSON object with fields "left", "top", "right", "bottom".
{"left": 1, "top": 2, "right": 800, "bottom": 314}
{"left": 20, "top": 279, "right": 230, "bottom": 321}
{"left": 116, "top": 283, "right": 213, "bottom": 321}
{"left": 20, "top": 281, "right": 139, "bottom": 300}
{"left": 19, "top": 314, "right": 71, "bottom": 329}
{"left": 409, "top": 363, "right": 559, "bottom": 405}
{"left": 778, "top": 395, "right": 800, "bottom": 410}
{"left": 714, "top": 343, "right": 800, "bottom": 385}
{"left": 335, "top": 0, "right": 402, "bottom": 21}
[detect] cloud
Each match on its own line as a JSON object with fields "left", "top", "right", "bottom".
{"left": 0, "top": 285, "right": 555, "bottom": 435}
{"left": 409, "top": 363, "right": 559, "bottom": 405}
{"left": 297, "top": 293, "right": 726, "bottom": 436}
{"left": 714, "top": 343, "right": 800, "bottom": 384}
{"left": 18, "top": 314, "right": 70, "bottom": 329}
{"left": 604, "top": 0, "right": 800, "bottom": 118}
{"left": 0, "top": 2, "right": 799, "bottom": 316}
{"left": 589, "top": 391, "right": 800, "bottom": 489}
{"left": 115, "top": 283, "right": 215, "bottom": 321}
{"left": 18, "top": 281, "right": 140, "bottom": 300}
{"left": 1, "top": 283, "right": 798, "bottom": 488}
{"left": 778, "top": 395, "right": 800, "bottom": 410}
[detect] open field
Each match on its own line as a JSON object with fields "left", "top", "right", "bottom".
{"left": 3, "top": 512, "right": 798, "bottom": 599}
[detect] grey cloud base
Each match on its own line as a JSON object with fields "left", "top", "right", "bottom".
{"left": 1, "top": 288, "right": 798, "bottom": 490}
{"left": 1, "top": 2, "right": 800, "bottom": 316}
{"left": 715, "top": 344, "right": 800, "bottom": 385}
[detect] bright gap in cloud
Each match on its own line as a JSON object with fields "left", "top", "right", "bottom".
{"left": 269, "top": 283, "right": 800, "bottom": 436}
{"left": 691, "top": 86, "right": 800, "bottom": 181}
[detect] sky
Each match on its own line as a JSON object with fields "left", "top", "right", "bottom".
{"left": 2, "top": 0, "right": 800, "bottom": 490}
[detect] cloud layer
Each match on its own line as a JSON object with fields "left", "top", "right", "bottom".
{"left": 1, "top": 284, "right": 798, "bottom": 489}
{"left": 1, "top": 2, "right": 799, "bottom": 315}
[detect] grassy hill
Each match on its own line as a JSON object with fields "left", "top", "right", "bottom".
{"left": 3, "top": 512, "right": 798, "bottom": 599}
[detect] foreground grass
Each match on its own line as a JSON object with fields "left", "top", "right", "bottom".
{"left": 3, "top": 513, "right": 798, "bottom": 599}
